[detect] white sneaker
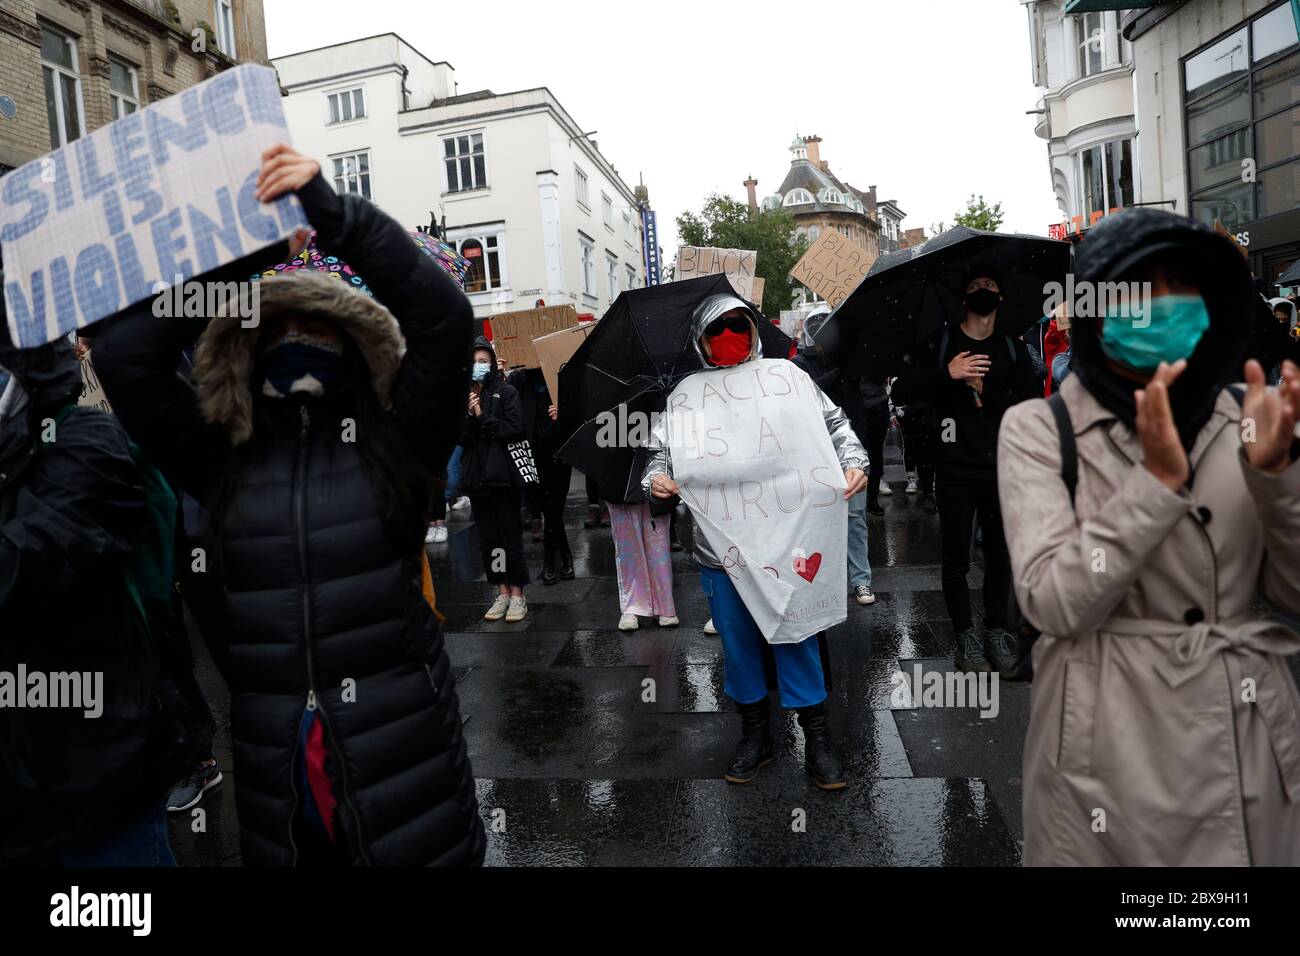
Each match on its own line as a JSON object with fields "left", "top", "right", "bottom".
{"left": 905, "top": 475, "right": 918, "bottom": 494}
{"left": 483, "top": 594, "right": 510, "bottom": 621}
{"left": 505, "top": 595, "right": 527, "bottom": 622}
{"left": 425, "top": 526, "right": 439, "bottom": 544}
{"left": 450, "top": 496, "right": 471, "bottom": 511}
{"left": 618, "top": 613, "right": 639, "bottom": 631}
{"left": 854, "top": 585, "right": 876, "bottom": 605}
{"left": 426, "top": 525, "right": 448, "bottom": 544}
{"left": 879, "top": 482, "right": 893, "bottom": 496}
{"left": 658, "top": 615, "right": 679, "bottom": 628}
{"left": 703, "top": 618, "right": 718, "bottom": 635}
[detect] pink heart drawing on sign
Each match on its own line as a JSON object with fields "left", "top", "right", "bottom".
{"left": 793, "top": 552, "right": 822, "bottom": 583}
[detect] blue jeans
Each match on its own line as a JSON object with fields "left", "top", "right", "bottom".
{"left": 60, "top": 802, "right": 175, "bottom": 867}
{"left": 847, "top": 491, "right": 871, "bottom": 589}
{"left": 700, "top": 566, "right": 826, "bottom": 708}
{"left": 445, "top": 445, "right": 463, "bottom": 500}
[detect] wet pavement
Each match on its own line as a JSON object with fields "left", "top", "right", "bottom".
{"left": 172, "top": 441, "right": 1028, "bottom": 865}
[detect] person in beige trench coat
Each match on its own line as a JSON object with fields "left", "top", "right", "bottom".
{"left": 997, "top": 210, "right": 1300, "bottom": 866}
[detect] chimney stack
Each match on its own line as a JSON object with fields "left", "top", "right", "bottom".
{"left": 744, "top": 175, "right": 758, "bottom": 214}
{"left": 805, "top": 134, "right": 823, "bottom": 170}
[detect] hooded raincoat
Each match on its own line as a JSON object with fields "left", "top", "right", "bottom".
{"left": 998, "top": 210, "right": 1300, "bottom": 866}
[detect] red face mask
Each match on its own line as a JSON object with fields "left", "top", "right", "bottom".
{"left": 707, "top": 328, "right": 752, "bottom": 366}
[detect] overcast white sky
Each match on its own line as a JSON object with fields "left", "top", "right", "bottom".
{"left": 265, "top": 0, "right": 1062, "bottom": 253}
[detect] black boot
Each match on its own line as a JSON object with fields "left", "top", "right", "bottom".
{"left": 724, "top": 697, "right": 774, "bottom": 784}
{"left": 796, "top": 702, "right": 847, "bottom": 791}
{"left": 541, "top": 553, "right": 558, "bottom": 586}
{"left": 558, "top": 549, "right": 575, "bottom": 580}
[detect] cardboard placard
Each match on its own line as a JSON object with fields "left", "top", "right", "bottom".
{"left": 1, "top": 64, "right": 308, "bottom": 348}
{"left": 789, "top": 231, "right": 875, "bottom": 309}
{"left": 78, "top": 351, "right": 111, "bottom": 413}
{"left": 491, "top": 304, "right": 579, "bottom": 368}
{"left": 778, "top": 310, "right": 804, "bottom": 341}
{"left": 675, "top": 246, "right": 758, "bottom": 300}
{"left": 534, "top": 322, "right": 597, "bottom": 411}
{"left": 748, "top": 276, "right": 765, "bottom": 307}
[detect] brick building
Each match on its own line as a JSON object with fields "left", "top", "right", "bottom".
{"left": 0, "top": 0, "right": 268, "bottom": 174}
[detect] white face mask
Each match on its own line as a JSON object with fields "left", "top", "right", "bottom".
{"left": 471, "top": 361, "right": 492, "bottom": 382}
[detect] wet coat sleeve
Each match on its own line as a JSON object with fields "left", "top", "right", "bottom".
{"left": 997, "top": 398, "right": 1189, "bottom": 637}
{"left": 1239, "top": 450, "right": 1300, "bottom": 613}
{"left": 640, "top": 406, "right": 672, "bottom": 497}
{"left": 299, "top": 174, "right": 474, "bottom": 470}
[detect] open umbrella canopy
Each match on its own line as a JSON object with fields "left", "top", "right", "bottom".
{"left": 250, "top": 230, "right": 470, "bottom": 292}
{"left": 1278, "top": 258, "right": 1300, "bottom": 285}
{"left": 818, "top": 225, "right": 1070, "bottom": 377}
{"left": 555, "top": 274, "right": 792, "bottom": 503}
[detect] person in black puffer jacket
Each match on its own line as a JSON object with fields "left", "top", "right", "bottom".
{"left": 93, "top": 144, "right": 484, "bottom": 867}
{"left": 460, "top": 337, "right": 530, "bottom": 623}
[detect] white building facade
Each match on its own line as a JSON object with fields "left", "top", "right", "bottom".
{"left": 1122, "top": 0, "right": 1300, "bottom": 282}
{"left": 1024, "top": 0, "right": 1137, "bottom": 234}
{"left": 273, "top": 33, "right": 648, "bottom": 321}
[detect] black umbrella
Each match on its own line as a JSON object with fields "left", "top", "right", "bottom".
{"left": 555, "top": 274, "right": 792, "bottom": 503}
{"left": 818, "top": 225, "right": 1071, "bottom": 377}
{"left": 1278, "top": 258, "right": 1300, "bottom": 285}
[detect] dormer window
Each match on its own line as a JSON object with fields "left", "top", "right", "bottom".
{"left": 821, "top": 188, "right": 843, "bottom": 205}
{"left": 762, "top": 195, "right": 782, "bottom": 212}
{"left": 784, "top": 188, "right": 814, "bottom": 206}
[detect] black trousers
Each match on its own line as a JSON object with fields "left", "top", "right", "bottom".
{"left": 900, "top": 414, "right": 935, "bottom": 496}
{"left": 540, "top": 459, "right": 572, "bottom": 561}
{"left": 863, "top": 403, "right": 890, "bottom": 504}
{"left": 936, "top": 472, "right": 1011, "bottom": 635}
{"left": 470, "top": 489, "right": 530, "bottom": 587}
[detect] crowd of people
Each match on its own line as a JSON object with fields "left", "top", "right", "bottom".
{"left": 3, "top": 141, "right": 1299, "bottom": 867}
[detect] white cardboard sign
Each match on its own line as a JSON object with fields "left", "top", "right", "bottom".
{"left": 1, "top": 64, "right": 308, "bottom": 348}
{"left": 665, "top": 359, "right": 847, "bottom": 643}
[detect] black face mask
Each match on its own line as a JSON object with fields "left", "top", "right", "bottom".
{"left": 965, "top": 288, "right": 1001, "bottom": 317}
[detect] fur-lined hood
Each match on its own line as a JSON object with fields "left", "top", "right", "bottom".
{"left": 194, "top": 272, "right": 404, "bottom": 445}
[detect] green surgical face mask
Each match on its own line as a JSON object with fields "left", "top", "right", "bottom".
{"left": 1100, "top": 294, "right": 1210, "bottom": 371}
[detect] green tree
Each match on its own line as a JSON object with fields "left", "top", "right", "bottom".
{"left": 952, "top": 194, "right": 1006, "bottom": 232}
{"left": 675, "top": 194, "right": 807, "bottom": 316}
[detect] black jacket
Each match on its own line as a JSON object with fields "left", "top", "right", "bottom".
{"left": 459, "top": 337, "right": 525, "bottom": 493}
{"left": 506, "top": 367, "right": 558, "bottom": 457}
{"left": 93, "top": 174, "right": 484, "bottom": 866}
{"left": 791, "top": 348, "right": 870, "bottom": 441}
{"left": 891, "top": 326, "right": 1040, "bottom": 478}
{"left": 0, "top": 338, "right": 203, "bottom": 861}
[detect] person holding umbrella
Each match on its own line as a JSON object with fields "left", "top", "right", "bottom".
{"left": 890, "top": 273, "right": 1041, "bottom": 676}
{"left": 999, "top": 208, "right": 1300, "bottom": 865}
{"left": 642, "top": 294, "right": 867, "bottom": 790}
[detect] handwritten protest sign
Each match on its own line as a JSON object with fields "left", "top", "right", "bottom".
{"left": 77, "top": 351, "right": 111, "bottom": 413}
{"left": 789, "top": 231, "right": 875, "bottom": 309}
{"left": 534, "top": 322, "right": 597, "bottom": 411}
{"left": 675, "top": 246, "right": 758, "bottom": 301}
{"left": 665, "top": 359, "right": 848, "bottom": 643}
{"left": 1, "top": 64, "right": 308, "bottom": 348}
{"left": 491, "top": 304, "right": 579, "bottom": 368}
{"left": 748, "top": 277, "right": 765, "bottom": 307}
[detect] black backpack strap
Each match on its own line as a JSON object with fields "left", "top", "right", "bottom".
{"left": 1005, "top": 334, "right": 1018, "bottom": 365}
{"left": 1227, "top": 384, "right": 1245, "bottom": 407}
{"left": 1047, "top": 392, "right": 1077, "bottom": 507}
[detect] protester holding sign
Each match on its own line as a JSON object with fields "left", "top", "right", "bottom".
{"left": 461, "top": 336, "right": 530, "bottom": 622}
{"left": 508, "top": 366, "right": 573, "bottom": 585}
{"left": 643, "top": 293, "right": 867, "bottom": 790}
{"left": 92, "top": 144, "right": 485, "bottom": 867}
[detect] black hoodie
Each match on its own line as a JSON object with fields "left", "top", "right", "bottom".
{"left": 1069, "top": 209, "right": 1252, "bottom": 450}
{"left": 459, "top": 335, "right": 526, "bottom": 492}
